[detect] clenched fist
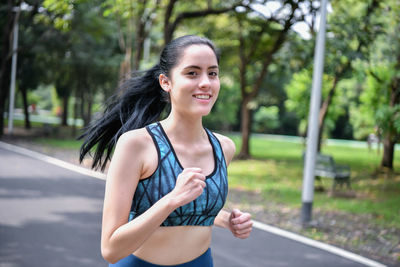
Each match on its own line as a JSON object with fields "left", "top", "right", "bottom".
{"left": 229, "top": 209, "right": 253, "bottom": 239}
{"left": 169, "top": 168, "right": 206, "bottom": 207}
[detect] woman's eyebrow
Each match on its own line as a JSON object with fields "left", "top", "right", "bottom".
{"left": 183, "top": 65, "right": 201, "bottom": 70}
{"left": 183, "top": 65, "right": 219, "bottom": 70}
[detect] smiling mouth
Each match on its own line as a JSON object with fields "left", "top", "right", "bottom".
{"left": 194, "top": 94, "right": 211, "bottom": 100}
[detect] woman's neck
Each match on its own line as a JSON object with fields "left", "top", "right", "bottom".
{"left": 161, "top": 113, "right": 207, "bottom": 144}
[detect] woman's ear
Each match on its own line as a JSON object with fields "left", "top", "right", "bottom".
{"left": 159, "top": 74, "right": 171, "bottom": 92}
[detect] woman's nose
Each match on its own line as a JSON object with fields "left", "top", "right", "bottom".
{"left": 198, "top": 73, "right": 211, "bottom": 89}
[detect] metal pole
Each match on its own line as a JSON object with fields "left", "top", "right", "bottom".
{"left": 301, "top": 0, "right": 328, "bottom": 225}
{"left": 8, "top": 7, "right": 20, "bottom": 135}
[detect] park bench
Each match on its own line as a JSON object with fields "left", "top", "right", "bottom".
{"left": 314, "top": 154, "right": 351, "bottom": 190}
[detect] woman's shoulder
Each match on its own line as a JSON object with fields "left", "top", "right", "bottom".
{"left": 109, "top": 126, "right": 158, "bottom": 180}
{"left": 115, "top": 127, "right": 153, "bottom": 152}
{"left": 211, "top": 132, "right": 236, "bottom": 165}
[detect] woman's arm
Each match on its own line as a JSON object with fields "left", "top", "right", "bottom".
{"left": 213, "top": 133, "right": 253, "bottom": 239}
{"left": 101, "top": 130, "right": 206, "bottom": 263}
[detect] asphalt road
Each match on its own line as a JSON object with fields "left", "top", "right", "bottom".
{"left": 0, "top": 145, "right": 383, "bottom": 267}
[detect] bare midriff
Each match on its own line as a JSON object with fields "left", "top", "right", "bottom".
{"left": 133, "top": 225, "right": 212, "bottom": 265}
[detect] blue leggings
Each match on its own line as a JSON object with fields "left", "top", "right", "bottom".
{"left": 109, "top": 248, "right": 213, "bottom": 267}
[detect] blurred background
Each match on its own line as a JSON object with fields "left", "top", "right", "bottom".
{"left": 0, "top": 0, "right": 399, "bottom": 265}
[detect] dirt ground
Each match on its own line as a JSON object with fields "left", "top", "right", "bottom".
{"left": 2, "top": 129, "right": 399, "bottom": 266}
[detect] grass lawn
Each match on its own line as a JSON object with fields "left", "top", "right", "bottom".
{"left": 33, "top": 137, "right": 82, "bottom": 150}
{"left": 23, "top": 127, "right": 400, "bottom": 229}
{"left": 228, "top": 135, "right": 400, "bottom": 228}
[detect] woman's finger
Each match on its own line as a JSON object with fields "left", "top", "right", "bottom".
{"left": 231, "top": 220, "right": 253, "bottom": 231}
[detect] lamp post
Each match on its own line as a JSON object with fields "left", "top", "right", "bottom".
{"left": 7, "top": 5, "right": 21, "bottom": 135}
{"left": 301, "top": 0, "right": 328, "bottom": 225}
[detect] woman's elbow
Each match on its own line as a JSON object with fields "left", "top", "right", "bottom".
{"left": 101, "top": 245, "right": 119, "bottom": 264}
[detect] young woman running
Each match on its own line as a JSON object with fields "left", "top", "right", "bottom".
{"left": 80, "top": 35, "right": 253, "bottom": 267}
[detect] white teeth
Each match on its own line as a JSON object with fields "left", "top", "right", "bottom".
{"left": 195, "top": 94, "right": 210, "bottom": 99}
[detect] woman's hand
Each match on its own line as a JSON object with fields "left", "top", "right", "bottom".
{"left": 228, "top": 209, "right": 253, "bottom": 239}
{"left": 169, "top": 168, "right": 206, "bottom": 207}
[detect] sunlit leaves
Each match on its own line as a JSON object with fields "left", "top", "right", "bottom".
{"left": 39, "top": 0, "right": 83, "bottom": 31}
{"left": 284, "top": 68, "right": 345, "bottom": 136}
{"left": 350, "top": 0, "right": 400, "bottom": 143}
{"left": 252, "top": 105, "right": 280, "bottom": 133}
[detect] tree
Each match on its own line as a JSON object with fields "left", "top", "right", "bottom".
{"left": 0, "top": 0, "right": 47, "bottom": 136}
{"left": 350, "top": 0, "right": 400, "bottom": 170}
{"left": 102, "top": 0, "right": 160, "bottom": 78}
{"left": 285, "top": 68, "right": 347, "bottom": 138}
{"left": 162, "top": 0, "right": 246, "bottom": 44}
{"left": 33, "top": 0, "right": 120, "bottom": 127}
{"left": 315, "top": 0, "right": 380, "bottom": 151}
{"left": 284, "top": 0, "right": 381, "bottom": 152}
{"left": 233, "top": 0, "right": 313, "bottom": 158}
{"left": 0, "top": 0, "right": 21, "bottom": 137}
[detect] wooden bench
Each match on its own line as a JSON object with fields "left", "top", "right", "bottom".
{"left": 314, "top": 154, "right": 351, "bottom": 190}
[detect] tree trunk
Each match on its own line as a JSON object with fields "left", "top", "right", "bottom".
{"left": 21, "top": 86, "right": 31, "bottom": 129}
{"left": 381, "top": 135, "right": 394, "bottom": 169}
{"left": 86, "top": 98, "right": 92, "bottom": 126}
{"left": 79, "top": 88, "right": 87, "bottom": 126}
{"left": 317, "top": 75, "right": 340, "bottom": 151}
{"left": 84, "top": 82, "right": 92, "bottom": 127}
{"left": 81, "top": 83, "right": 92, "bottom": 127}
{"left": 163, "top": 0, "right": 177, "bottom": 44}
{"left": 237, "top": 97, "right": 252, "bottom": 159}
{"left": 380, "top": 62, "right": 400, "bottom": 170}
{"left": 117, "top": 1, "right": 134, "bottom": 81}
{"left": 72, "top": 90, "right": 79, "bottom": 137}
{"left": 119, "top": 46, "right": 132, "bottom": 81}
{"left": 133, "top": 0, "right": 147, "bottom": 71}
{"left": 61, "top": 95, "right": 68, "bottom": 126}
{"left": 133, "top": 24, "right": 145, "bottom": 71}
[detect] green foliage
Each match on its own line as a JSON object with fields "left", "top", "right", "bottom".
{"left": 39, "top": 0, "right": 83, "bottom": 31}
{"left": 38, "top": 0, "right": 120, "bottom": 121}
{"left": 284, "top": 68, "right": 346, "bottom": 136}
{"left": 284, "top": 68, "right": 312, "bottom": 124}
{"left": 30, "top": 85, "right": 57, "bottom": 111}
{"left": 252, "top": 106, "right": 280, "bottom": 133}
{"left": 376, "top": 105, "right": 400, "bottom": 134}
{"left": 361, "top": 63, "right": 400, "bottom": 139}
{"left": 5, "top": 0, "right": 399, "bottom": 144}
{"left": 350, "top": 0, "right": 400, "bottom": 143}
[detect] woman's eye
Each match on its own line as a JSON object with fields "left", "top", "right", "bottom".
{"left": 209, "top": 71, "right": 218, "bottom": 77}
{"left": 187, "top": 71, "right": 197, "bottom": 76}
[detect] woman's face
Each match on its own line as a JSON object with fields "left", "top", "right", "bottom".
{"left": 162, "top": 44, "right": 220, "bottom": 118}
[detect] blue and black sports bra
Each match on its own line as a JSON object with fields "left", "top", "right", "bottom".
{"left": 129, "top": 122, "right": 228, "bottom": 226}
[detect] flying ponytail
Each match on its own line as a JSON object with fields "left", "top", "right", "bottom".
{"left": 79, "top": 64, "right": 168, "bottom": 171}
{"left": 79, "top": 35, "right": 219, "bottom": 171}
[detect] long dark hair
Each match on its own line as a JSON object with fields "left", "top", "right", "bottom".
{"left": 79, "top": 35, "right": 219, "bottom": 171}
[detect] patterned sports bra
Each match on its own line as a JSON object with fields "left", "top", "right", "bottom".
{"left": 129, "top": 122, "right": 228, "bottom": 226}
